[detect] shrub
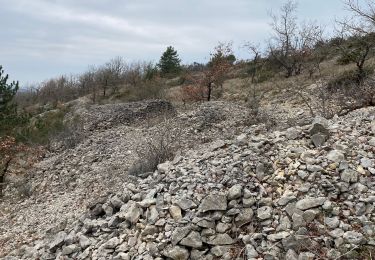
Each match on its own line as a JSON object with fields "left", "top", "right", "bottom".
{"left": 51, "top": 115, "right": 85, "bottom": 150}
{"left": 116, "top": 80, "right": 166, "bottom": 102}
{"left": 128, "top": 121, "right": 180, "bottom": 177}
{"left": 181, "top": 85, "right": 206, "bottom": 103}
{"left": 327, "top": 67, "right": 374, "bottom": 90}
{"left": 158, "top": 46, "right": 182, "bottom": 77}
{"left": 0, "top": 136, "right": 44, "bottom": 197}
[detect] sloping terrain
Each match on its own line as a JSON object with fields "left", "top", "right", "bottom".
{"left": 2, "top": 100, "right": 375, "bottom": 259}
{"left": 0, "top": 100, "right": 255, "bottom": 258}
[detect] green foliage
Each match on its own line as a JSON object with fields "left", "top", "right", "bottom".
{"left": 158, "top": 46, "right": 181, "bottom": 76}
{"left": 0, "top": 66, "right": 27, "bottom": 138}
{"left": 336, "top": 33, "right": 375, "bottom": 65}
{"left": 0, "top": 66, "right": 19, "bottom": 120}
{"left": 144, "top": 63, "right": 159, "bottom": 81}
{"left": 16, "top": 109, "right": 68, "bottom": 145}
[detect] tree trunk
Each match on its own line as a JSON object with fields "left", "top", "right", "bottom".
{"left": 0, "top": 158, "right": 11, "bottom": 197}
{"left": 207, "top": 82, "right": 212, "bottom": 101}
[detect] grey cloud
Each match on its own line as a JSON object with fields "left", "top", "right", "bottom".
{"left": 0, "top": 0, "right": 347, "bottom": 84}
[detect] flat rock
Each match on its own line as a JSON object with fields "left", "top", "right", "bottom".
{"left": 199, "top": 194, "right": 227, "bottom": 212}
{"left": 179, "top": 231, "right": 203, "bottom": 248}
{"left": 267, "top": 231, "right": 290, "bottom": 241}
{"left": 295, "top": 197, "right": 326, "bottom": 210}
{"left": 207, "top": 234, "right": 234, "bottom": 245}
{"left": 163, "top": 246, "right": 189, "bottom": 260}
{"left": 327, "top": 150, "right": 345, "bottom": 163}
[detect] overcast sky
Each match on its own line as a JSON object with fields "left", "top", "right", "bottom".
{"left": 0, "top": 0, "right": 349, "bottom": 85}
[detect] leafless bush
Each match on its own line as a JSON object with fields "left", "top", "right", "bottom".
{"left": 128, "top": 121, "right": 181, "bottom": 177}
{"left": 268, "top": 0, "right": 324, "bottom": 77}
{"left": 289, "top": 75, "right": 375, "bottom": 120}
{"left": 50, "top": 116, "right": 85, "bottom": 151}
{"left": 245, "top": 107, "right": 277, "bottom": 130}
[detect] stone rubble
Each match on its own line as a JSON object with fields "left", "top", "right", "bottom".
{"left": 3, "top": 106, "right": 375, "bottom": 259}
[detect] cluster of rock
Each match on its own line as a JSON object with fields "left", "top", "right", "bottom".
{"left": 6, "top": 107, "right": 375, "bottom": 259}
{"left": 70, "top": 100, "right": 176, "bottom": 131}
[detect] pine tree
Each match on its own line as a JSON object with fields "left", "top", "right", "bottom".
{"left": 158, "top": 46, "right": 181, "bottom": 76}
{"left": 0, "top": 65, "right": 19, "bottom": 120}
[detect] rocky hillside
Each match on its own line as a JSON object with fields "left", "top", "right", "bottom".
{"left": 2, "top": 100, "right": 375, "bottom": 259}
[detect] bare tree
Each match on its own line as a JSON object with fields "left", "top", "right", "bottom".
{"left": 200, "top": 42, "right": 234, "bottom": 101}
{"left": 243, "top": 43, "right": 266, "bottom": 116}
{"left": 268, "top": 1, "right": 323, "bottom": 77}
{"left": 344, "top": 0, "right": 375, "bottom": 30}
{"left": 336, "top": 1, "right": 375, "bottom": 84}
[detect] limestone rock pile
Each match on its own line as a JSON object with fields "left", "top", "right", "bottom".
{"left": 5, "top": 107, "right": 375, "bottom": 259}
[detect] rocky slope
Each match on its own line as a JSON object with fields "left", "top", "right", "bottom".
{"left": 3, "top": 103, "right": 375, "bottom": 259}
{"left": 0, "top": 100, "right": 255, "bottom": 258}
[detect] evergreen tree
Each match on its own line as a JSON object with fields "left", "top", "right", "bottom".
{"left": 0, "top": 65, "right": 26, "bottom": 138}
{"left": 0, "top": 66, "right": 19, "bottom": 120}
{"left": 158, "top": 46, "right": 181, "bottom": 76}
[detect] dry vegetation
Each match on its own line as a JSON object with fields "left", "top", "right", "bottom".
{"left": 2, "top": 0, "right": 375, "bottom": 199}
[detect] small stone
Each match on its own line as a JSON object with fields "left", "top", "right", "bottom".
{"left": 227, "top": 184, "right": 242, "bottom": 200}
{"left": 169, "top": 205, "right": 182, "bottom": 221}
{"left": 115, "top": 252, "right": 130, "bottom": 260}
{"left": 326, "top": 249, "right": 341, "bottom": 259}
{"left": 199, "top": 193, "right": 227, "bottom": 212}
{"left": 327, "top": 150, "right": 345, "bottom": 163}
{"left": 278, "top": 216, "right": 291, "bottom": 231}
{"left": 211, "top": 246, "right": 231, "bottom": 257}
{"left": 285, "top": 249, "right": 298, "bottom": 260}
{"left": 175, "top": 198, "right": 197, "bottom": 211}
{"left": 243, "top": 197, "right": 256, "bottom": 207}
{"left": 257, "top": 206, "right": 272, "bottom": 220}
{"left": 207, "top": 234, "right": 234, "bottom": 245}
{"left": 369, "top": 137, "right": 375, "bottom": 146}
{"left": 292, "top": 213, "right": 306, "bottom": 229}
{"left": 104, "top": 237, "right": 120, "bottom": 249}
{"left": 62, "top": 244, "right": 80, "bottom": 255}
{"left": 361, "top": 158, "right": 373, "bottom": 168}
{"left": 343, "top": 231, "right": 364, "bottom": 244}
{"left": 235, "top": 208, "right": 254, "bottom": 227}
{"left": 180, "top": 231, "right": 203, "bottom": 248}
{"left": 123, "top": 202, "right": 141, "bottom": 224}
{"left": 278, "top": 195, "right": 297, "bottom": 206}
{"left": 141, "top": 225, "right": 158, "bottom": 236}
{"left": 311, "top": 133, "right": 327, "bottom": 147}
{"left": 246, "top": 244, "right": 259, "bottom": 258}
{"left": 147, "top": 205, "right": 159, "bottom": 224}
{"left": 298, "top": 252, "right": 315, "bottom": 260}
{"left": 216, "top": 222, "right": 231, "bottom": 233}
{"left": 286, "top": 127, "right": 300, "bottom": 140}
{"left": 163, "top": 246, "right": 189, "bottom": 260}
{"left": 324, "top": 217, "right": 340, "bottom": 229}
{"left": 157, "top": 161, "right": 171, "bottom": 173}
{"left": 79, "top": 235, "right": 91, "bottom": 249}
{"left": 138, "top": 198, "right": 156, "bottom": 208}
{"left": 340, "top": 169, "right": 358, "bottom": 183}
{"left": 49, "top": 231, "right": 67, "bottom": 252}
{"left": 267, "top": 231, "right": 290, "bottom": 241}
{"left": 236, "top": 133, "right": 247, "bottom": 145}
{"left": 172, "top": 226, "right": 192, "bottom": 245}
{"left": 295, "top": 197, "right": 326, "bottom": 210}
{"left": 329, "top": 228, "right": 344, "bottom": 238}
{"left": 309, "top": 118, "right": 329, "bottom": 137}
